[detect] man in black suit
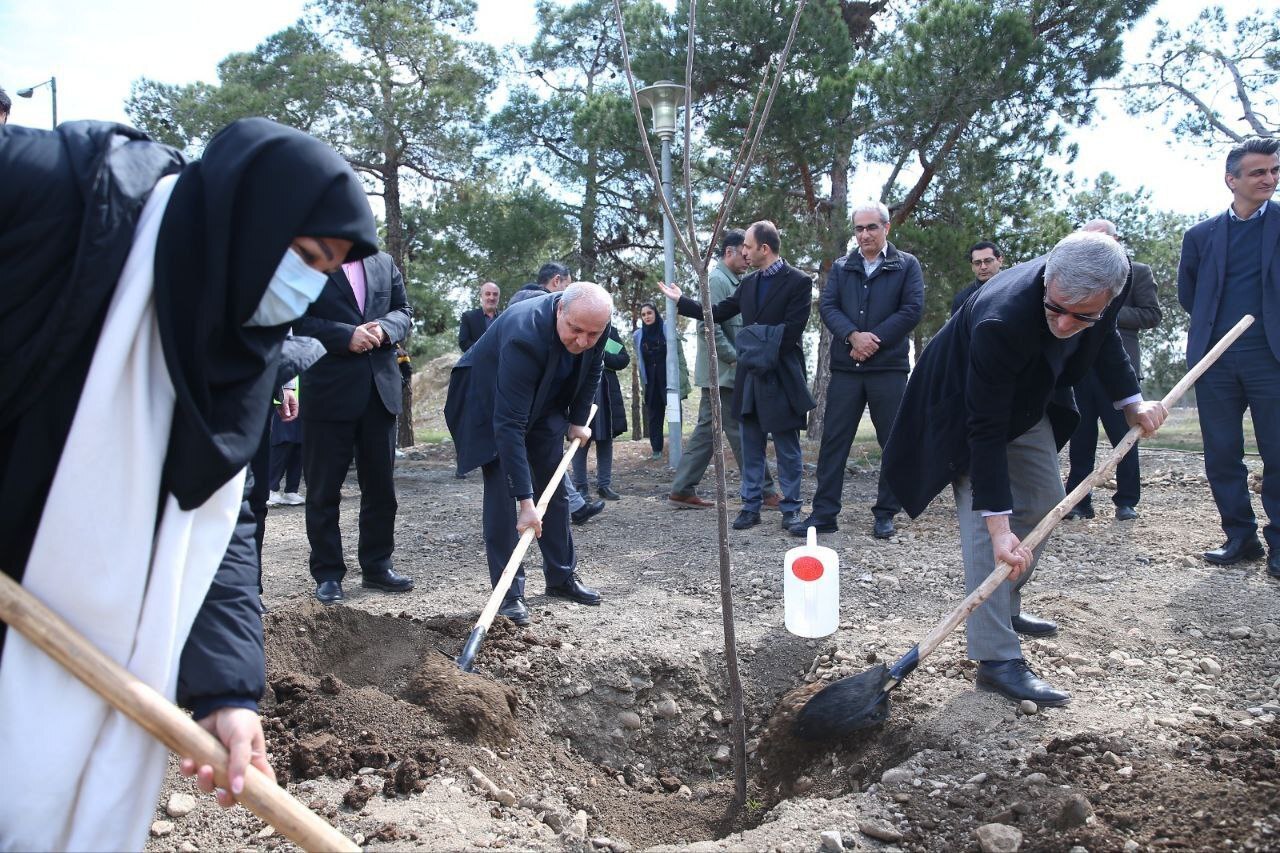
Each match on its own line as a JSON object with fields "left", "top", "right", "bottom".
{"left": 294, "top": 250, "right": 414, "bottom": 604}
{"left": 882, "top": 232, "right": 1166, "bottom": 706}
{"left": 658, "top": 220, "right": 815, "bottom": 531}
{"left": 1179, "top": 137, "right": 1280, "bottom": 577}
{"left": 790, "top": 201, "right": 923, "bottom": 540}
{"left": 458, "top": 281, "right": 501, "bottom": 352}
{"left": 1064, "top": 219, "right": 1162, "bottom": 521}
{"left": 444, "top": 282, "right": 611, "bottom": 627}
{"left": 951, "top": 241, "right": 1005, "bottom": 316}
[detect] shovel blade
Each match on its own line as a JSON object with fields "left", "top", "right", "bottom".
{"left": 793, "top": 664, "right": 893, "bottom": 741}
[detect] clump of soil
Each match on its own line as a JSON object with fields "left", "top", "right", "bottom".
{"left": 402, "top": 651, "right": 519, "bottom": 743}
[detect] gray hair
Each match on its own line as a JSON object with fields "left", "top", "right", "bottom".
{"left": 1044, "top": 231, "right": 1130, "bottom": 301}
{"left": 1226, "top": 137, "right": 1279, "bottom": 178}
{"left": 1080, "top": 218, "right": 1117, "bottom": 238}
{"left": 851, "top": 200, "right": 890, "bottom": 224}
{"left": 560, "top": 281, "right": 613, "bottom": 315}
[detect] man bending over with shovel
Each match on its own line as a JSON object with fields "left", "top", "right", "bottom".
{"left": 445, "top": 282, "right": 612, "bottom": 627}
{"left": 882, "top": 231, "right": 1167, "bottom": 706}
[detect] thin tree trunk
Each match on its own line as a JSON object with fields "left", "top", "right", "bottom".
{"left": 807, "top": 146, "right": 850, "bottom": 443}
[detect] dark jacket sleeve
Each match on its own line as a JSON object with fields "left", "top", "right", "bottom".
{"left": 292, "top": 285, "right": 358, "bottom": 354}
{"left": 375, "top": 259, "right": 412, "bottom": 343}
{"left": 779, "top": 273, "right": 813, "bottom": 354}
{"left": 493, "top": 335, "right": 547, "bottom": 499}
{"left": 870, "top": 255, "right": 924, "bottom": 347}
{"left": 1118, "top": 263, "right": 1161, "bottom": 331}
{"left": 677, "top": 289, "right": 742, "bottom": 324}
{"left": 570, "top": 341, "right": 605, "bottom": 427}
{"left": 603, "top": 326, "right": 630, "bottom": 371}
{"left": 819, "top": 263, "right": 858, "bottom": 343}
{"left": 458, "top": 312, "right": 477, "bottom": 353}
{"left": 177, "top": 473, "right": 265, "bottom": 720}
{"left": 1177, "top": 228, "right": 1200, "bottom": 315}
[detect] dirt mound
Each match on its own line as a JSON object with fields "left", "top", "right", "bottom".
{"left": 403, "top": 652, "right": 519, "bottom": 743}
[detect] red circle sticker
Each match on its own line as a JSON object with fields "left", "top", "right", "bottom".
{"left": 791, "top": 556, "right": 824, "bottom": 582}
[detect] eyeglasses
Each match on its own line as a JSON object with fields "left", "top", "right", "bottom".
{"left": 971, "top": 257, "right": 1000, "bottom": 267}
{"left": 1043, "top": 299, "right": 1104, "bottom": 325}
{"left": 852, "top": 223, "right": 882, "bottom": 234}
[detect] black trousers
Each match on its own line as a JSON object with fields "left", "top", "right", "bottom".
{"left": 481, "top": 413, "right": 576, "bottom": 601}
{"left": 809, "top": 370, "right": 905, "bottom": 522}
{"left": 269, "top": 441, "right": 303, "bottom": 493}
{"left": 302, "top": 400, "right": 397, "bottom": 584}
{"left": 1065, "top": 370, "right": 1140, "bottom": 509}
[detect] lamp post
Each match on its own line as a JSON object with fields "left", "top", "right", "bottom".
{"left": 636, "top": 80, "right": 688, "bottom": 469}
{"left": 17, "top": 76, "right": 57, "bottom": 129}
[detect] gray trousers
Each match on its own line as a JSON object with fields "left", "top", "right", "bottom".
{"left": 953, "top": 416, "right": 1063, "bottom": 662}
{"left": 671, "top": 386, "right": 776, "bottom": 497}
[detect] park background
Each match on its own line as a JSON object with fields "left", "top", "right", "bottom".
{"left": 4, "top": 0, "right": 1275, "bottom": 444}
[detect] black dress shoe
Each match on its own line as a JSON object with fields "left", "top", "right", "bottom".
{"left": 788, "top": 515, "right": 838, "bottom": 536}
{"left": 571, "top": 499, "right": 606, "bottom": 525}
{"left": 1204, "top": 535, "right": 1265, "bottom": 565}
{"left": 873, "top": 517, "right": 896, "bottom": 539}
{"left": 780, "top": 509, "right": 801, "bottom": 530}
{"left": 1267, "top": 550, "right": 1280, "bottom": 579}
{"left": 1114, "top": 505, "right": 1138, "bottom": 521}
{"left": 1011, "top": 611, "right": 1058, "bottom": 637}
{"left": 598, "top": 486, "right": 622, "bottom": 501}
{"left": 976, "top": 659, "right": 1071, "bottom": 706}
{"left": 498, "top": 597, "right": 531, "bottom": 626}
{"left": 362, "top": 568, "right": 414, "bottom": 592}
{"left": 732, "top": 509, "right": 761, "bottom": 530}
{"left": 545, "top": 573, "right": 602, "bottom": 605}
{"left": 1064, "top": 503, "right": 1095, "bottom": 520}
{"left": 315, "top": 580, "right": 344, "bottom": 604}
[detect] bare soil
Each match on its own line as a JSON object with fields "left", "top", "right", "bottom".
{"left": 147, "top": 434, "right": 1280, "bottom": 852}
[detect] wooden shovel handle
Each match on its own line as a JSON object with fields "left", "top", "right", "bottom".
{"left": 914, "top": 313, "right": 1255, "bottom": 664}
{"left": 0, "top": 570, "right": 357, "bottom": 852}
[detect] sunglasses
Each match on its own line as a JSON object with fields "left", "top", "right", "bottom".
{"left": 1043, "top": 299, "right": 1104, "bottom": 325}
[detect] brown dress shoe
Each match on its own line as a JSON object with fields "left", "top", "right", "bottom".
{"left": 669, "top": 492, "right": 713, "bottom": 509}
{"left": 762, "top": 493, "right": 782, "bottom": 510}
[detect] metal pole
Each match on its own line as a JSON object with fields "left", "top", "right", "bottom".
{"left": 50, "top": 77, "right": 57, "bottom": 128}
{"left": 661, "top": 136, "right": 681, "bottom": 468}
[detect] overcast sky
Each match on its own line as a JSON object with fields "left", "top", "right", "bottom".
{"left": 0, "top": 0, "right": 1238, "bottom": 219}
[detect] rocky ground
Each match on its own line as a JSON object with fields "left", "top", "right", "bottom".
{"left": 146, "top": 430, "right": 1280, "bottom": 852}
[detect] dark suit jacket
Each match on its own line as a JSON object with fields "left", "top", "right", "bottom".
{"left": 458, "top": 307, "right": 496, "bottom": 353}
{"left": 951, "top": 279, "right": 982, "bottom": 317}
{"left": 444, "top": 293, "right": 605, "bottom": 497}
{"left": 883, "top": 257, "right": 1139, "bottom": 517}
{"left": 820, "top": 242, "right": 924, "bottom": 374}
{"left": 1116, "top": 261, "right": 1161, "bottom": 380}
{"left": 293, "top": 252, "right": 412, "bottom": 421}
{"left": 1178, "top": 200, "right": 1280, "bottom": 364}
{"left": 676, "top": 261, "right": 813, "bottom": 424}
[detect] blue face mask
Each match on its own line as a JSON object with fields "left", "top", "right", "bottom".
{"left": 244, "top": 247, "right": 330, "bottom": 327}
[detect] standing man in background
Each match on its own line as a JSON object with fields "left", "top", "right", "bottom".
{"left": 952, "top": 241, "right": 1005, "bottom": 316}
{"left": 668, "top": 228, "right": 778, "bottom": 509}
{"left": 1063, "top": 219, "right": 1162, "bottom": 521}
{"left": 1179, "top": 137, "right": 1280, "bottom": 578}
{"left": 792, "top": 201, "right": 923, "bottom": 540}
{"left": 295, "top": 250, "right": 415, "bottom": 604}
{"left": 459, "top": 281, "right": 501, "bottom": 352}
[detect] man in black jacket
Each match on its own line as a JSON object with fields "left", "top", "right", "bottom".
{"left": 659, "top": 221, "right": 815, "bottom": 531}
{"left": 882, "top": 232, "right": 1166, "bottom": 706}
{"left": 294, "top": 251, "right": 415, "bottom": 604}
{"left": 445, "top": 283, "right": 610, "bottom": 626}
{"left": 458, "top": 281, "right": 501, "bottom": 352}
{"left": 1064, "top": 220, "right": 1163, "bottom": 521}
{"left": 951, "top": 241, "right": 1005, "bottom": 316}
{"left": 790, "top": 201, "right": 923, "bottom": 540}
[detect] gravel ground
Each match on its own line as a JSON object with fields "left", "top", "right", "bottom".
{"left": 144, "top": 431, "right": 1280, "bottom": 852}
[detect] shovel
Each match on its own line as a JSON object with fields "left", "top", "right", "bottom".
{"left": 0, "top": 571, "right": 358, "bottom": 852}
{"left": 793, "top": 314, "right": 1255, "bottom": 741}
{"left": 457, "top": 403, "right": 597, "bottom": 672}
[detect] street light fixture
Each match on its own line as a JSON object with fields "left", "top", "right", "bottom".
{"left": 17, "top": 76, "right": 57, "bottom": 129}
{"left": 636, "top": 80, "right": 688, "bottom": 469}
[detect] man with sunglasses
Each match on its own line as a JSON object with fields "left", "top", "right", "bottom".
{"left": 882, "top": 231, "right": 1167, "bottom": 707}
{"left": 1180, "top": 137, "right": 1280, "bottom": 578}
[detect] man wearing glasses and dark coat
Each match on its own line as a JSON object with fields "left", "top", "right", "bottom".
{"left": 882, "top": 231, "right": 1167, "bottom": 708}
